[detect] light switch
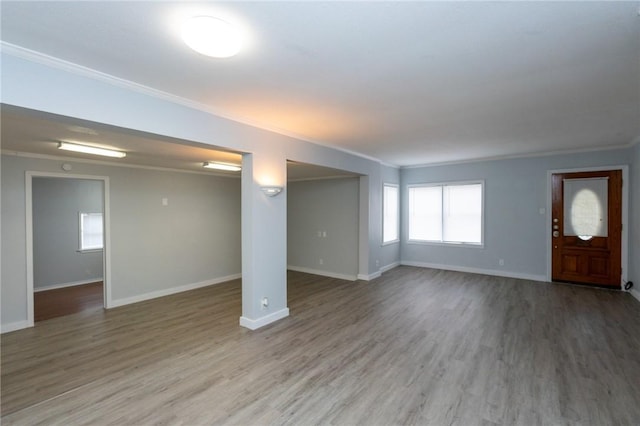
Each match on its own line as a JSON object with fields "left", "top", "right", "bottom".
{"left": 162, "top": 198, "right": 169, "bottom": 206}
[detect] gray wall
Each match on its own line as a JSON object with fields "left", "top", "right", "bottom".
{"left": 33, "top": 178, "right": 104, "bottom": 289}
{"left": 287, "top": 178, "right": 359, "bottom": 279}
{"left": 1, "top": 154, "right": 241, "bottom": 327}
{"left": 401, "top": 147, "right": 634, "bottom": 280}
{"left": 4, "top": 53, "right": 388, "bottom": 329}
{"left": 631, "top": 143, "right": 640, "bottom": 289}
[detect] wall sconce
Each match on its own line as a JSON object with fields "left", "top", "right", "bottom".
{"left": 260, "top": 186, "right": 283, "bottom": 197}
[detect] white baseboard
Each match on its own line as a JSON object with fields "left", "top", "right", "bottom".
{"left": 380, "top": 261, "right": 400, "bottom": 273}
{"left": 630, "top": 287, "right": 640, "bottom": 303}
{"left": 1, "top": 320, "right": 31, "bottom": 334}
{"left": 240, "top": 308, "right": 290, "bottom": 330}
{"left": 400, "top": 261, "right": 547, "bottom": 282}
{"left": 357, "top": 271, "right": 382, "bottom": 281}
{"left": 110, "top": 273, "right": 241, "bottom": 308}
{"left": 34, "top": 278, "right": 103, "bottom": 292}
{"left": 287, "top": 265, "right": 357, "bottom": 281}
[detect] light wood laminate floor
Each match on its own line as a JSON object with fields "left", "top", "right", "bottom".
{"left": 2, "top": 267, "right": 640, "bottom": 425}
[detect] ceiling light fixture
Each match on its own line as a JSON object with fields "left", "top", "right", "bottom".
{"left": 58, "top": 141, "right": 126, "bottom": 158}
{"left": 203, "top": 162, "right": 241, "bottom": 172}
{"left": 182, "top": 16, "right": 242, "bottom": 58}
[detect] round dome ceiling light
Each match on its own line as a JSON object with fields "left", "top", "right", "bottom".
{"left": 182, "top": 16, "right": 242, "bottom": 58}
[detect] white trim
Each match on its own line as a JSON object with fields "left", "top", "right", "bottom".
{"left": 26, "top": 172, "right": 112, "bottom": 325}
{"left": 287, "top": 175, "right": 361, "bottom": 183}
{"left": 110, "top": 274, "right": 241, "bottom": 308}
{"left": 546, "top": 165, "right": 629, "bottom": 289}
{"left": 401, "top": 260, "right": 547, "bottom": 282}
{"left": 407, "top": 240, "right": 484, "bottom": 248}
{"left": 103, "top": 178, "right": 113, "bottom": 308}
{"left": 25, "top": 174, "right": 35, "bottom": 328}
{"left": 629, "top": 288, "right": 640, "bottom": 303}
{"left": 357, "top": 271, "right": 382, "bottom": 281}
{"left": 287, "top": 265, "right": 357, "bottom": 281}
{"left": 239, "top": 308, "right": 290, "bottom": 330}
{"left": 402, "top": 144, "right": 635, "bottom": 170}
{"left": 34, "top": 278, "right": 103, "bottom": 292}
{"left": 1, "top": 42, "right": 388, "bottom": 167}
{"left": 1, "top": 320, "right": 31, "bottom": 334}
{"left": 380, "top": 261, "right": 400, "bottom": 273}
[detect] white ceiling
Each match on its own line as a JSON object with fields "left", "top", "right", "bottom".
{"left": 1, "top": 1, "right": 639, "bottom": 167}
{"left": 0, "top": 105, "right": 244, "bottom": 175}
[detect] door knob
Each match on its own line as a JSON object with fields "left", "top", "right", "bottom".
{"left": 553, "top": 231, "right": 559, "bottom": 238}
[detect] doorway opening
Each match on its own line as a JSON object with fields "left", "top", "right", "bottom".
{"left": 286, "top": 161, "right": 363, "bottom": 283}
{"left": 26, "top": 172, "right": 111, "bottom": 326}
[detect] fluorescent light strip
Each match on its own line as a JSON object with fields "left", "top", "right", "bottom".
{"left": 203, "top": 162, "right": 241, "bottom": 172}
{"left": 58, "top": 142, "right": 126, "bottom": 158}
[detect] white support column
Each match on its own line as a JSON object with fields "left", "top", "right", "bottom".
{"left": 240, "top": 152, "right": 289, "bottom": 330}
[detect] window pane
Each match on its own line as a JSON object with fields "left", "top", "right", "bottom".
{"left": 443, "top": 184, "right": 482, "bottom": 243}
{"left": 383, "top": 185, "right": 399, "bottom": 243}
{"left": 81, "top": 212, "right": 104, "bottom": 250}
{"left": 409, "top": 186, "right": 442, "bottom": 241}
{"left": 563, "top": 178, "right": 608, "bottom": 239}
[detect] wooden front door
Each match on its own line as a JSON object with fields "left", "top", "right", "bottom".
{"left": 551, "top": 170, "right": 622, "bottom": 287}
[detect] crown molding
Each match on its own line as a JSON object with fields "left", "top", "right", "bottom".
{"left": 288, "top": 174, "right": 361, "bottom": 183}
{"left": 1, "top": 42, "right": 387, "bottom": 167}
{"left": 401, "top": 143, "right": 635, "bottom": 170}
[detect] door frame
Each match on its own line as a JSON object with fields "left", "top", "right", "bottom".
{"left": 25, "top": 171, "right": 112, "bottom": 327}
{"left": 546, "top": 165, "right": 629, "bottom": 288}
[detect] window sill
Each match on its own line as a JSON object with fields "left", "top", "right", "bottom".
{"left": 382, "top": 239, "right": 400, "bottom": 246}
{"left": 407, "top": 240, "right": 484, "bottom": 249}
{"left": 77, "top": 249, "right": 103, "bottom": 254}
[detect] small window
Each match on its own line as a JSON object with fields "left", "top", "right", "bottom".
{"left": 383, "top": 184, "right": 399, "bottom": 244}
{"left": 79, "top": 212, "right": 104, "bottom": 251}
{"left": 408, "top": 181, "right": 483, "bottom": 246}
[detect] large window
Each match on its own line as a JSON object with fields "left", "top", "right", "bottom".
{"left": 79, "top": 212, "right": 104, "bottom": 251}
{"left": 383, "top": 184, "right": 399, "bottom": 243}
{"left": 408, "top": 181, "right": 483, "bottom": 246}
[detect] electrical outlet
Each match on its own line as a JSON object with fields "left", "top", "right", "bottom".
{"left": 319, "top": 258, "right": 324, "bottom": 265}
{"left": 499, "top": 259, "right": 505, "bottom": 266}
{"left": 261, "top": 297, "right": 268, "bottom": 309}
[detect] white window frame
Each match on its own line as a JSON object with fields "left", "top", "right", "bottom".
{"left": 382, "top": 183, "right": 400, "bottom": 245}
{"left": 407, "top": 180, "right": 485, "bottom": 248}
{"left": 78, "top": 211, "right": 104, "bottom": 252}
